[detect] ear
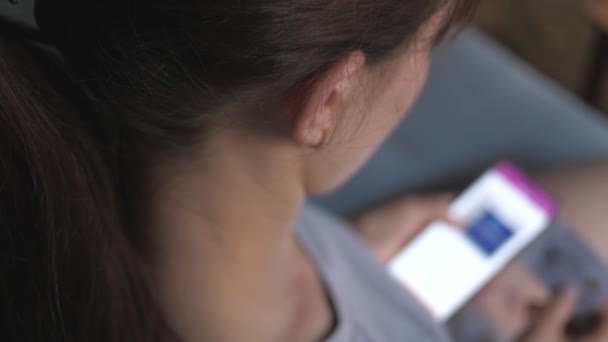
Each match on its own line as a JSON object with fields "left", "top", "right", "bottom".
{"left": 288, "top": 52, "right": 366, "bottom": 148}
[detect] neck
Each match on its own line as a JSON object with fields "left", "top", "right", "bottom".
{"left": 148, "top": 130, "right": 332, "bottom": 341}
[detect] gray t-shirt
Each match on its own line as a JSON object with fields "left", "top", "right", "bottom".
{"left": 295, "top": 205, "right": 450, "bottom": 342}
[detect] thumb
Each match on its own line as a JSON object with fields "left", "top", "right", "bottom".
{"left": 538, "top": 287, "right": 578, "bottom": 332}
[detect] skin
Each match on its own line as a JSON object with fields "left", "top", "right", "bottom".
{"left": 148, "top": 10, "right": 444, "bottom": 342}
{"left": 508, "top": 162, "right": 608, "bottom": 341}
{"left": 459, "top": 162, "right": 608, "bottom": 341}
{"left": 534, "top": 161, "right": 608, "bottom": 342}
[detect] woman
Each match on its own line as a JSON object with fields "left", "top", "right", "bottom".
{"left": 1, "top": 0, "right": 607, "bottom": 341}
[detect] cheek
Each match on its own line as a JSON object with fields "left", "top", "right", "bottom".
{"left": 393, "top": 57, "right": 431, "bottom": 119}
{"left": 364, "top": 55, "right": 430, "bottom": 144}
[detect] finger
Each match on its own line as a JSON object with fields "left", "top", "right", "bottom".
{"left": 537, "top": 287, "right": 578, "bottom": 332}
{"left": 442, "top": 214, "right": 466, "bottom": 230}
{"left": 440, "top": 211, "right": 465, "bottom": 230}
{"left": 419, "top": 193, "right": 464, "bottom": 228}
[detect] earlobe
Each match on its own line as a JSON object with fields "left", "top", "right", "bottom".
{"left": 291, "top": 84, "right": 336, "bottom": 149}
{"left": 290, "top": 52, "right": 366, "bottom": 148}
{"left": 293, "top": 100, "right": 333, "bottom": 148}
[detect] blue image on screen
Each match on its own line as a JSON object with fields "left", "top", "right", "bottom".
{"left": 467, "top": 212, "right": 514, "bottom": 256}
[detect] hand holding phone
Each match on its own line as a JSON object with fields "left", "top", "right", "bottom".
{"left": 388, "top": 161, "right": 556, "bottom": 322}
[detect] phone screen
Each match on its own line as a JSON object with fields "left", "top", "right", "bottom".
{"left": 388, "top": 161, "right": 556, "bottom": 322}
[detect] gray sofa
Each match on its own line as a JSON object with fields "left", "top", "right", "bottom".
{"left": 316, "top": 28, "right": 608, "bottom": 216}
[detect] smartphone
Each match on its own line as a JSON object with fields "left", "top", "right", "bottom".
{"left": 388, "top": 161, "right": 557, "bottom": 322}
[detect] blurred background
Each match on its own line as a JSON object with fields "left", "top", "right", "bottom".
{"left": 476, "top": 0, "right": 608, "bottom": 113}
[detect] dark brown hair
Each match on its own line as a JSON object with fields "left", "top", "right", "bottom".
{"left": 0, "top": 1, "right": 477, "bottom": 341}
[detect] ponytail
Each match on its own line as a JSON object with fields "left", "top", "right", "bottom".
{"left": 0, "top": 19, "right": 168, "bottom": 342}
